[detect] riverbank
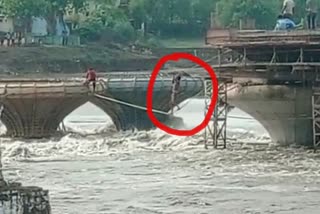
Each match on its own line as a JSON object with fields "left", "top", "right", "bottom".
{"left": 0, "top": 37, "right": 214, "bottom": 76}
{"left": 0, "top": 45, "right": 158, "bottom": 74}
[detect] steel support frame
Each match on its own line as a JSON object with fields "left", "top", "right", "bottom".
{"left": 312, "top": 89, "right": 320, "bottom": 151}
{"left": 203, "top": 78, "right": 228, "bottom": 149}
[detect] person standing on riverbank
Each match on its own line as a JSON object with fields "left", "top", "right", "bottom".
{"left": 0, "top": 34, "right": 4, "bottom": 46}
{"left": 5, "top": 32, "right": 10, "bottom": 46}
{"left": 306, "top": 0, "right": 318, "bottom": 30}
{"left": 62, "top": 30, "right": 68, "bottom": 46}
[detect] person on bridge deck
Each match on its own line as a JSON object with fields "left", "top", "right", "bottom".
{"left": 84, "top": 68, "right": 97, "bottom": 92}
{"left": 282, "top": 0, "right": 295, "bottom": 19}
{"left": 306, "top": 0, "right": 318, "bottom": 30}
{"left": 274, "top": 15, "right": 303, "bottom": 31}
{"left": 170, "top": 73, "right": 182, "bottom": 115}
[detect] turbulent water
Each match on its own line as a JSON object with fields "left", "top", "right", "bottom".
{"left": 0, "top": 99, "right": 320, "bottom": 214}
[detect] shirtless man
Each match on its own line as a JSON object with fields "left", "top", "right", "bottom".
{"left": 170, "top": 73, "right": 182, "bottom": 115}
{"left": 282, "top": 0, "right": 295, "bottom": 19}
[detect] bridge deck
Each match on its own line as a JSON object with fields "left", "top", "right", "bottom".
{"left": 206, "top": 29, "right": 320, "bottom": 48}
{"left": 0, "top": 81, "right": 99, "bottom": 98}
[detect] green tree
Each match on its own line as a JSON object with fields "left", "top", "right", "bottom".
{"left": 217, "top": 0, "right": 279, "bottom": 29}
{"left": 45, "top": 0, "right": 87, "bottom": 34}
{"left": 128, "top": 0, "right": 148, "bottom": 28}
{"left": 78, "top": 0, "right": 134, "bottom": 43}
{"left": 129, "top": 0, "right": 221, "bottom": 37}
{"left": 1, "top": 0, "right": 48, "bottom": 32}
{"left": 191, "top": 0, "right": 217, "bottom": 25}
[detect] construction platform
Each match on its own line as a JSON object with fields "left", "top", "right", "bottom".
{"left": 206, "top": 29, "right": 320, "bottom": 46}
{"left": 204, "top": 30, "right": 320, "bottom": 84}
{"left": 206, "top": 30, "right": 320, "bottom": 62}
{"left": 203, "top": 29, "right": 320, "bottom": 150}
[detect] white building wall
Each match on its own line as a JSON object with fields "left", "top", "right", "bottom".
{"left": 0, "top": 15, "right": 13, "bottom": 32}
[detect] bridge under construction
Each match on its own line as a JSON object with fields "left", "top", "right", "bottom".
{"left": 203, "top": 29, "right": 320, "bottom": 151}
{"left": 1, "top": 30, "right": 320, "bottom": 150}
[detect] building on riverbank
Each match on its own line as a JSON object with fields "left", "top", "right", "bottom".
{"left": 0, "top": 14, "right": 13, "bottom": 33}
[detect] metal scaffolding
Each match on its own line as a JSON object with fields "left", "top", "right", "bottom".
{"left": 203, "top": 78, "right": 228, "bottom": 149}
{"left": 312, "top": 87, "right": 320, "bottom": 151}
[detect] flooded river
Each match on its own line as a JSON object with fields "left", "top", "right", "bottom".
{"left": 0, "top": 99, "right": 319, "bottom": 214}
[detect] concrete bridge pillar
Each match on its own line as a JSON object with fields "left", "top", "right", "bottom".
{"left": 0, "top": 81, "right": 89, "bottom": 138}
{"left": 228, "top": 85, "right": 313, "bottom": 146}
{"left": 1, "top": 96, "right": 87, "bottom": 138}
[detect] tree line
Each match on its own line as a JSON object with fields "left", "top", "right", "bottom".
{"left": 0, "top": 0, "right": 317, "bottom": 44}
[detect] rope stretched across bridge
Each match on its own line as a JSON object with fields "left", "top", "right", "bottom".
{"left": 94, "top": 94, "right": 170, "bottom": 116}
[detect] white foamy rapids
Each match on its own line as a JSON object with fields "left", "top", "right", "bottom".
{"left": 0, "top": 100, "right": 272, "bottom": 163}
{"left": 0, "top": 121, "right": 271, "bottom": 163}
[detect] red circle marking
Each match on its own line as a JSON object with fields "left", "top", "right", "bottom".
{"left": 146, "top": 52, "right": 219, "bottom": 136}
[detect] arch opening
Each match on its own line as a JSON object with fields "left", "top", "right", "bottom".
{"left": 0, "top": 119, "right": 7, "bottom": 136}
{"left": 60, "top": 101, "right": 116, "bottom": 134}
{"left": 172, "top": 98, "right": 271, "bottom": 142}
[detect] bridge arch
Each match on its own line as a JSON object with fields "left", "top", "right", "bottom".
{"left": 227, "top": 85, "right": 313, "bottom": 146}
{"left": 0, "top": 96, "right": 88, "bottom": 138}
{"left": 0, "top": 76, "right": 203, "bottom": 138}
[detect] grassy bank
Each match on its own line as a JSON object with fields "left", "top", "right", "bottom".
{"left": 158, "top": 37, "right": 205, "bottom": 48}
{"left": 0, "top": 45, "right": 158, "bottom": 74}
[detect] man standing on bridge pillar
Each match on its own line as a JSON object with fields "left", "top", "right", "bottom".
{"left": 84, "top": 67, "right": 97, "bottom": 93}
{"left": 170, "top": 73, "right": 182, "bottom": 115}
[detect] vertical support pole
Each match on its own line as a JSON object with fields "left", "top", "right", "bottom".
{"left": 243, "top": 47, "right": 247, "bottom": 67}
{"left": 213, "top": 94, "right": 218, "bottom": 148}
{"left": 312, "top": 89, "right": 320, "bottom": 152}
{"left": 0, "top": 148, "right": 4, "bottom": 185}
{"left": 300, "top": 47, "right": 306, "bottom": 85}
{"left": 204, "top": 79, "right": 208, "bottom": 149}
{"left": 312, "top": 87, "right": 320, "bottom": 152}
{"left": 132, "top": 77, "right": 137, "bottom": 128}
{"left": 210, "top": 12, "right": 214, "bottom": 28}
{"left": 194, "top": 49, "right": 198, "bottom": 57}
{"left": 218, "top": 48, "right": 221, "bottom": 66}
{"left": 203, "top": 78, "right": 228, "bottom": 149}
{"left": 312, "top": 94, "right": 316, "bottom": 152}
{"left": 31, "top": 82, "right": 37, "bottom": 138}
{"left": 300, "top": 47, "right": 304, "bottom": 63}
{"left": 223, "top": 83, "right": 227, "bottom": 149}
{"left": 16, "top": 192, "right": 19, "bottom": 212}
{"left": 271, "top": 46, "right": 276, "bottom": 64}
{"left": 9, "top": 190, "right": 12, "bottom": 210}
